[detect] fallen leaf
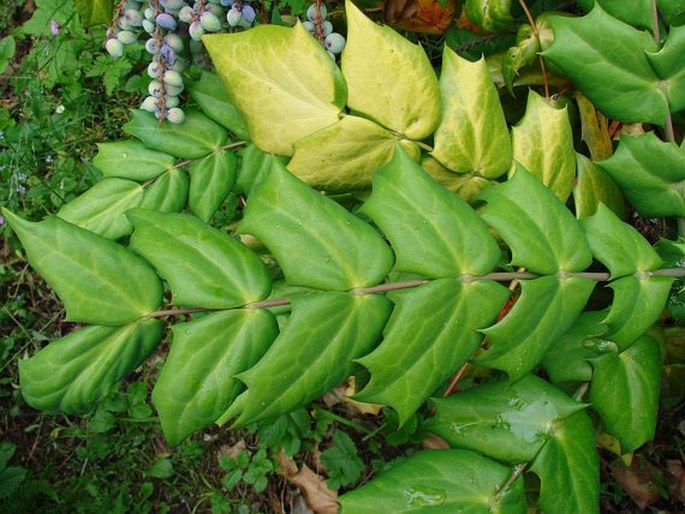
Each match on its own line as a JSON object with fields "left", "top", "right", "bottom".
{"left": 611, "top": 458, "right": 661, "bottom": 510}
{"left": 384, "top": 0, "right": 456, "bottom": 34}
{"left": 277, "top": 449, "right": 339, "bottom": 514}
{"left": 344, "top": 377, "right": 383, "bottom": 415}
{"left": 666, "top": 459, "right": 685, "bottom": 504}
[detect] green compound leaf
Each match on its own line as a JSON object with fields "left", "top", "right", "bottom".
{"left": 57, "top": 178, "right": 143, "bottom": 240}
{"left": 529, "top": 411, "right": 599, "bottom": 514}
{"left": 342, "top": 0, "right": 440, "bottom": 140}
{"left": 139, "top": 167, "right": 189, "bottom": 213}
{"left": 583, "top": 203, "right": 663, "bottom": 277}
{"left": 188, "top": 150, "right": 237, "bottom": 222}
{"left": 355, "top": 279, "right": 509, "bottom": 425}
{"left": 477, "top": 165, "right": 593, "bottom": 274}
{"left": 236, "top": 143, "right": 288, "bottom": 195}
{"left": 599, "top": 132, "right": 685, "bottom": 218}
{"left": 542, "top": 310, "right": 610, "bottom": 383}
{"left": 589, "top": 335, "right": 662, "bottom": 453}
{"left": 93, "top": 140, "right": 176, "bottom": 181}
{"left": 574, "top": 153, "right": 627, "bottom": 220}
{"left": 124, "top": 110, "right": 228, "bottom": 159}
{"left": 153, "top": 309, "right": 278, "bottom": 446}
{"left": 19, "top": 320, "right": 163, "bottom": 413}
{"left": 338, "top": 449, "right": 526, "bottom": 513}
{"left": 203, "top": 22, "right": 346, "bottom": 156}
{"left": 187, "top": 71, "right": 250, "bottom": 140}
{"left": 465, "top": 0, "right": 515, "bottom": 32}
{"left": 432, "top": 49, "right": 511, "bottom": 179}
{"left": 74, "top": 0, "right": 113, "bottom": 26}
{"left": 543, "top": 6, "right": 666, "bottom": 125}
{"left": 476, "top": 276, "right": 596, "bottom": 381}
{"left": 222, "top": 292, "right": 392, "bottom": 427}
{"left": 2, "top": 210, "right": 163, "bottom": 325}
{"left": 287, "top": 115, "right": 401, "bottom": 191}
{"left": 128, "top": 210, "right": 271, "bottom": 309}
{"left": 239, "top": 160, "right": 394, "bottom": 291}
{"left": 425, "top": 375, "right": 586, "bottom": 463}
{"left": 600, "top": 275, "right": 673, "bottom": 349}
{"left": 647, "top": 25, "right": 685, "bottom": 114}
{"left": 510, "top": 91, "right": 575, "bottom": 202}
{"left": 362, "top": 148, "right": 501, "bottom": 278}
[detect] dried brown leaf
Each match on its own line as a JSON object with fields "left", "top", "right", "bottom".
{"left": 277, "top": 449, "right": 339, "bottom": 514}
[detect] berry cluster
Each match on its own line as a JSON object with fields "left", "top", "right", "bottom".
{"left": 105, "top": 0, "right": 257, "bottom": 123}
{"left": 302, "top": 2, "right": 345, "bottom": 59}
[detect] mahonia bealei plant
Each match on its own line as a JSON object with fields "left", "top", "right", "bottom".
{"left": 6, "top": 0, "right": 685, "bottom": 511}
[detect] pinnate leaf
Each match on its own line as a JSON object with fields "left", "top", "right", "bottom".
{"left": 361, "top": 148, "right": 501, "bottom": 278}
{"left": 342, "top": 0, "right": 440, "bottom": 140}
{"left": 239, "top": 160, "right": 394, "bottom": 291}
{"left": 3, "top": 210, "right": 163, "bottom": 325}
{"left": 223, "top": 292, "right": 392, "bottom": 427}
{"left": 153, "top": 309, "right": 278, "bottom": 445}
{"left": 477, "top": 165, "right": 593, "bottom": 274}
{"left": 432, "top": 49, "right": 511, "bottom": 178}
{"left": 425, "top": 375, "right": 585, "bottom": 463}
{"left": 589, "top": 335, "right": 661, "bottom": 453}
{"left": 128, "top": 210, "right": 271, "bottom": 309}
{"left": 19, "top": 320, "right": 163, "bottom": 413}
{"left": 124, "top": 110, "right": 228, "bottom": 159}
{"left": 355, "top": 279, "right": 509, "bottom": 424}
{"left": 543, "top": 6, "right": 666, "bottom": 125}
{"left": 188, "top": 150, "right": 237, "bottom": 222}
{"left": 203, "top": 23, "right": 346, "bottom": 156}
{"left": 338, "top": 450, "right": 527, "bottom": 513}
{"left": 57, "top": 178, "right": 143, "bottom": 239}
{"left": 93, "top": 139, "right": 176, "bottom": 181}
{"left": 510, "top": 91, "right": 575, "bottom": 202}
{"left": 599, "top": 132, "right": 685, "bottom": 217}
{"left": 529, "top": 411, "right": 599, "bottom": 514}
{"left": 477, "top": 276, "right": 595, "bottom": 381}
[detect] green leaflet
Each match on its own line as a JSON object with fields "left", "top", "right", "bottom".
{"left": 510, "top": 91, "right": 575, "bottom": 202}
{"left": 139, "top": 167, "right": 189, "bottom": 213}
{"left": 187, "top": 71, "right": 250, "bottom": 140}
{"left": 589, "top": 335, "right": 662, "bottom": 453}
{"left": 574, "top": 93, "right": 613, "bottom": 162}
{"left": 601, "top": 276, "right": 673, "bottom": 349}
{"left": 543, "top": 6, "right": 667, "bottom": 125}
{"left": 647, "top": 25, "right": 685, "bottom": 114}
{"left": 578, "top": 0, "right": 653, "bottom": 29}
{"left": 659, "top": 0, "right": 685, "bottom": 25}
{"left": 542, "top": 310, "right": 610, "bottom": 383}
{"left": 529, "top": 411, "right": 599, "bottom": 514}
{"left": 124, "top": 110, "right": 228, "bottom": 159}
{"left": 477, "top": 165, "right": 593, "bottom": 274}
{"left": 338, "top": 450, "right": 526, "bottom": 513}
{"left": 93, "top": 139, "right": 176, "bottom": 181}
{"left": 599, "top": 131, "right": 685, "bottom": 218}
{"left": 236, "top": 143, "right": 288, "bottom": 195}
{"left": 188, "top": 150, "right": 237, "bottom": 222}
{"left": 431, "top": 49, "right": 512, "bottom": 179}
{"left": 153, "top": 309, "right": 278, "bottom": 446}
{"left": 420, "top": 156, "right": 495, "bottom": 202}
{"left": 288, "top": 115, "right": 402, "bottom": 191}
{"left": 465, "top": 0, "right": 515, "bottom": 32}
{"left": 574, "top": 154, "right": 627, "bottom": 220}
{"left": 476, "top": 276, "right": 596, "bottom": 381}
{"left": 221, "top": 292, "right": 392, "bottom": 427}
{"left": 203, "top": 22, "right": 346, "bottom": 156}
{"left": 425, "top": 375, "right": 586, "bottom": 463}
{"left": 362, "top": 148, "right": 501, "bottom": 278}
{"left": 355, "top": 279, "right": 509, "bottom": 425}
{"left": 57, "top": 178, "right": 143, "bottom": 239}
{"left": 341, "top": 0, "right": 440, "bottom": 140}
{"left": 2, "top": 210, "right": 163, "bottom": 325}
{"left": 74, "top": 0, "right": 112, "bottom": 26}
{"left": 128, "top": 210, "right": 271, "bottom": 309}
{"left": 582, "top": 203, "right": 663, "bottom": 277}
{"left": 239, "top": 160, "right": 394, "bottom": 291}
{"left": 19, "top": 320, "right": 163, "bottom": 413}
{"left": 502, "top": 24, "right": 540, "bottom": 95}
